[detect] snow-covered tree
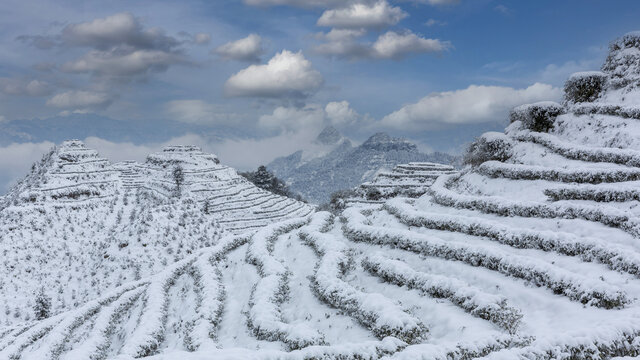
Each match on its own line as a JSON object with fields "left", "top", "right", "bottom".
{"left": 33, "top": 287, "right": 51, "bottom": 320}
{"left": 173, "top": 165, "right": 185, "bottom": 196}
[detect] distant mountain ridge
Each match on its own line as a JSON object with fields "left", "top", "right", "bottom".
{"left": 268, "top": 127, "right": 458, "bottom": 203}
{"left": 0, "top": 113, "right": 249, "bottom": 146}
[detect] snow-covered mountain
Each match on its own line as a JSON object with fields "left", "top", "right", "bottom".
{"left": 268, "top": 127, "right": 458, "bottom": 204}
{"left": 0, "top": 141, "right": 311, "bottom": 327}
{"left": 7, "top": 32, "right": 640, "bottom": 360}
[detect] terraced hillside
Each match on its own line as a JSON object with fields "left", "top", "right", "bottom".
{"left": 354, "top": 162, "right": 457, "bottom": 202}
{"left": 0, "top": 142, "right": 311, "bottom": 327}
{"left": 7, "top": 32, "right": 640, "bottom": 359}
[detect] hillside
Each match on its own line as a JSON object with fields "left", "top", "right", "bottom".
{"left": 354, "top": 162, "right": 458, "bottom": 202}
{"left": 0, "top": 141, "right": 311, "bottom": 326}
{"left": 6, "top": 32, "right": 640, "bottom": 360}
{"left": 268, "top": 127, "right": 458, "bottom": 204}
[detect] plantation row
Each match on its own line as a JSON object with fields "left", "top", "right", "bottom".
{"left": 429, "top": 175, "right": 640, "bottom": 238}
{"left": 384, "top": 199, "right": 640, "bottom": 277}
{"left": 299, "top": 213, "right": 428, "bottom": 344}
{"left": 342, "top": 208, "right": 629, "bottom": 309}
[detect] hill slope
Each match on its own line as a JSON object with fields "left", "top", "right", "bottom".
{"left": 0, "top": 141, "right": 311, "bottom": 326}
{"left": 268, "top": 127, "right": 457, "bottom": 204}
{"left": 6, "top": 32, "right": 640, "bottom": 359}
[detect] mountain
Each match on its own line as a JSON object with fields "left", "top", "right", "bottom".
{"left": 6, "top": 33, "right": 640, "bottom": 359}
{"left": 268, "top": 127, "right": 458, "bottom": 203}
{"left": 0, "top": 140, "right": 311, "bottom": 327}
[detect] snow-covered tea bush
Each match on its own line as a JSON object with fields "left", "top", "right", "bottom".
{"left": 509, "top": 101, "right": 563, "bottom": 132}
{"left": 564, "top": 71, "right": 608, "bottom": 103}
{"left": 463, "top": 132, "right": 514, "bottom": 167}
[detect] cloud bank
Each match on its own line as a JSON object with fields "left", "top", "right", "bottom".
{"left": 381, "top": 83, "right": 562, "bottom": 130}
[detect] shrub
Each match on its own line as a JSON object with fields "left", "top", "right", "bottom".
{"left": 564, "top": 71, "right": 607, "bottom": 103}
{"left": 463, "top": 132, "right": 513, "bottom": 167}
{"left": 602, "top": 32, "right": 640, "bottom": 87}
{"left": 509, "top": 101, "right": 563, "bottom": 132}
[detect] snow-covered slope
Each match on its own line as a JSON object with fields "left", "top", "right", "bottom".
{"left": 0, "top": 142, "right": 311, "bottom": 327}
{"left": 268, "top": 127, "right": 458, "bottom": 204}
{"left": 8, "top": 33, "right": 640, "bottom": 360}
{"left": 354, "top": 162, "right": 458, "bottom": 202}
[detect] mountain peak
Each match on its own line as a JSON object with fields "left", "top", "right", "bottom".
{"left": 315, "top": 125, "right": 342, "bottom": 145}
{"left": 361, "top": 132, "right": 418, "bottom": 152}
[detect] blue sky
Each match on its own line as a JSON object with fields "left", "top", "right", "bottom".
{"left": 0, "top": 0, "right": 639, "bottom": 188}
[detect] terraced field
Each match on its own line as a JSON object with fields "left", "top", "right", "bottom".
{"left": 355, "top": 162, "right": 458, "bottom": 202}
{"left": 0, "top": 143, "right": 311, "bottom": 327}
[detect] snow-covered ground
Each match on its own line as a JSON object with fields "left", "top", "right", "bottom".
{"left": 0, "top": 142, "right": 311, "bottom": 327}
{"left": 6, "top": 32, "right": 640, "bottom": 359}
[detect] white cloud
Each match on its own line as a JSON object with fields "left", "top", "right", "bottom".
{"left": 61, "top": 49, "right": 186, "bottom": 77}
{"left": 46, "top": 90, "right": 113, "bottom": 110}
{"left": 259, "top": 104, "right": 326, "bottom": 131}
{"left": 325, "top": 101, "right": 359, "bottom": 125}
{"left": 380, "top": 83, "right": 562, "bottom": 130}
{"left": 165, "top": 99, "right": 238, "bottom": 125}
{"left": 224, "top": 50, "right": 323, "bottom": 98}
{"left": 258, "top": 101, "right": 363, "bottom": 131}
{"left": 0, "top": 115, "right": 6, "bottom": 123}
{"left": 214, "top": 34, "right": 265, "bottom": 62}
{"left": 313, "top": 29, "right": 370, "bottom": 59}
{"left": 60, "top": 12, "right": 179, "bottom": 51}
{"left": 317, "top": 1, "right": 407, "bottom": 29}
{"left": 22, "top": 12, "right": 189, "bottom": 80}
{"left": 372, "top": 31, "right": 450, "bottom": 59}
{"left": 0, "top": 78, "right": 52, "bottom": 97}
{"left": 314, "top": 30, "right": 450, "bottom": 60}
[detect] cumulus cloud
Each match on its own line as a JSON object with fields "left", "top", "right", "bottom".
{"left": 224, "top": 50, "right": 323, "bottom": 99}
{"left": 325, "top": 101, "right": 360, "bottom": 125}
{"left": 21, "top": 13, "right": 189, "bottom": 80}
{"left": 165, "top": 99, "right": 239, "bottom": 125}
{"left": 60, "top": 12, "right": 179, "bottom": 51}
{"left": 61, "top": 49, "right": 186, "bottom": 77}
{"left": 0, "top": 78, "right": 53, "bottom": 97}
{"left": 315, "top": 30, "right": 450, "bottom": 60}
{"left": 258, "top": 101, "right": 363, "bottom": 131}
{"left": 380, "top": 83, "right": 562, "bottom": 130}
{"left": 214, "top": 34, "right": 265, "bottom": 62}
{"left": 372, "top": 31, "right": 450, "bottom": 59}
{"left": 258, "top": 105, "right": 326, "bottom": 131}
{"left": 46, "top": 90, "right": 114, "bottom": 110}
{"left": 317, "top": 1, "right": 407, "bottom": 29}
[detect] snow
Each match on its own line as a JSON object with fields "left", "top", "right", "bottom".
{"left": 7, "top": 32, "right": 640, "bottom": 359}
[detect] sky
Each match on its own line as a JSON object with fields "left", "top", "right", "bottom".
{"left": 1, "top": 0, "right": 639, "bottom": 190}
